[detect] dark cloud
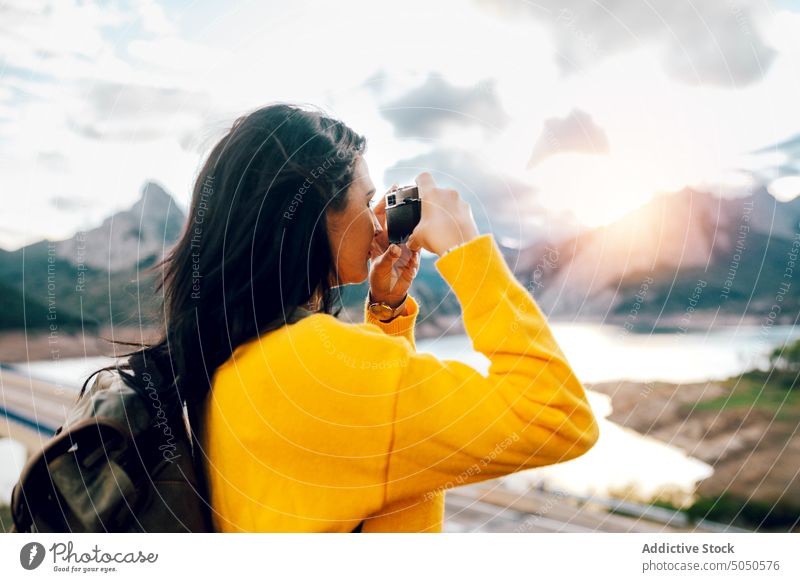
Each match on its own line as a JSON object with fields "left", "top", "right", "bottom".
{"left": 380, "top": 73, "right": 509, "bottom": 139}
{"left": 527, "top": 109, "right": 610, "bottom": 167}
{"left": 476, "top": 0, "right": 776, "bottom": 87}
{"left": 383, "top": 149, "right": 557, "bottom": 244}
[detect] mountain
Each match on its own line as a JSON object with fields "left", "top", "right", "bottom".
{"left": 48, "top": 181, "right": 185, "bottom": 272}
{"left": 515, "top": 185, "right": 800, "bottom": 326}
{"left": 0, "top": 182, "right": 185, "bottom": 332}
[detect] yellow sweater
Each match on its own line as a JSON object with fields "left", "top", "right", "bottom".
{"left": 203, "top": 233, "right": 599, "bottom": 532}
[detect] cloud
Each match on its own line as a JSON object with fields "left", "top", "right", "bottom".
{"left": 36, "top": 151, "right": 69, "bottom": 172}
{"left": 476, "top": 0, "right": 776, "bottom": 87}
{"left": 0, "top": 0, "right": 131, "bottom": 82}
{"left": 753, "top": 133, "right": 800, "bottom": 158}
{"left": 361, "top": 70, "right": 388, "bottom": 95}
{"left": 131, "top": 0, "right": 176, "bottom": 36}
{"left": 0, "top": 0, "right": 222, "bottom": 152}
{"left": 49, "top": 195, "right": 91, "bottom": 211}
{"left": 747, "top": 132, "right": 800, "bottom": 182}
{"left": 383, "top": 148, "right": 552, "bottom": 244}
{"left": 380, "top": 73, "right": 509, "bottom": 139}
{"left": 67, "top": 80, "right": 212, "bottom": 144}
{"left": 528, "top": 109, "right": 610, "bottom": 167}
{"left": 126, "top": 36, "right": 229, "bottom": 74}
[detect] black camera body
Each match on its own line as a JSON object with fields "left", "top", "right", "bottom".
{"left": 385, "top": 185, "right": 421, "bottom": 244}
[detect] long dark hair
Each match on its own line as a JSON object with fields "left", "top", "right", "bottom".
{"left": 82, "top": 102, "right": 367, "bottom": 500}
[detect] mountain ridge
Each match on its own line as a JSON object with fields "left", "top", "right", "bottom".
{"left": 514, "top": 185, "right": 800, "bottom": 325}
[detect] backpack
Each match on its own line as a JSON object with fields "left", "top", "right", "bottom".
{"left": 10, "top": 364, "right": 213, "bottom": 533}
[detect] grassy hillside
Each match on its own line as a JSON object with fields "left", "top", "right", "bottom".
{"left": 0, "top": 246, "right": 161, "bottom": 332}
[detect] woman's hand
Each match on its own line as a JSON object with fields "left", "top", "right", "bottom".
{"left": 406, "top": 172, "right": 479, "bottom": 256}
{"left": 369, "top": 185, "right": 420, "bottom": 309}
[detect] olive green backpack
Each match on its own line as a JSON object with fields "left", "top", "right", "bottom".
{"left": 10, "top": 366, "right": 212, "bottom": 533}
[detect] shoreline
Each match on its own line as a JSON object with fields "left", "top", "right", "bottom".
{"left": 587, "top": 377, "right": 800, "bottom": 516}
{"left": 0, "top": 327, "right": 161, "bottom": 363}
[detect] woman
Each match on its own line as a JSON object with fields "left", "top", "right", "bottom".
{"left": 117, "top": 103, "right": 599, "bottom": 532}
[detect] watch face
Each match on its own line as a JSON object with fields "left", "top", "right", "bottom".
{"left": 369, "top": 303, "right": 393, "bottom": 320}
{"left": 368, "top": 294, "right": 406, "bottom": 321}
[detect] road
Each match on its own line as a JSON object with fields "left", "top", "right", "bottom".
{"left": 0, "top": 365, "right": 73, "bottom": 452}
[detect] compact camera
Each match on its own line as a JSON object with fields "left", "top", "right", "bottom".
{"left": 385, "top": 185, "right": 422, "bottom": 244}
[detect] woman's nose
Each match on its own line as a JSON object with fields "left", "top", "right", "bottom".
{"left": 371, "top": 212, "right": 383, "bottom": 236}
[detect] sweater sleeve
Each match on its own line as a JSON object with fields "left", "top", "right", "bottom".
{"left": 364, "top": 293, "right": 420, "bottom": 351}
{"left": 383, "top": 233, "right": 599, "bottom": 505}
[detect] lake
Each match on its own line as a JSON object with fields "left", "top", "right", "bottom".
{"left": 417, "top": 323, "right": 800, "bottom": 384}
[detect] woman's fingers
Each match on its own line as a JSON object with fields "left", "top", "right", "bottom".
{"left": 414, "top": 172, "right": 436, "bottom": 194}
{"left": 396, "top": 248, "right": 419, "bottom": 282}
{"left": 370, "top": 243, "right": 419, "bottom": 296}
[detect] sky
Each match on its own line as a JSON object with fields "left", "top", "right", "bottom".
{"left": 1, "top": 0, "right": 800, "bottom": 249}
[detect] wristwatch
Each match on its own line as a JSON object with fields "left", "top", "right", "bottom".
{"left": 367, "top": 292, "right": 408, "bottom": 322}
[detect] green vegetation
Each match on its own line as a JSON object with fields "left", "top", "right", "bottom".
{"left": 652, "top": 494, "right": 800, "bottom": 532}
{"left": 691, "top": 372, "right": 800, "bottom": 415}
{"left": 0, "top": 246, "right": 157, "bottom": 332}
{"left": 766, "top": 338, "right": 800, "bottom": 390}
{"left": 687, "top": 338, "right": 800, "bottom": 415}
